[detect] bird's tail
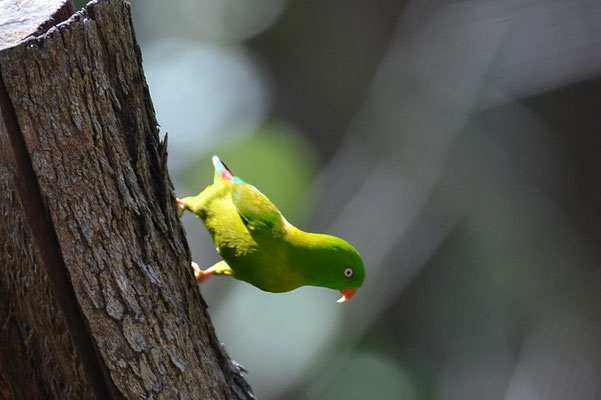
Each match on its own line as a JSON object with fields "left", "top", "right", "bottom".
{"left": 213, "top": 155, "right": 234, "bottom": 183}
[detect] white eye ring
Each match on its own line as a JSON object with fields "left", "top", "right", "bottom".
{"left": 343, "top": 267, "right": 354, "bottom": 278}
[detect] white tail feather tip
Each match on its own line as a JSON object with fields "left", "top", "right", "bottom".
{"left": 212, "top": 155, "right": 223, "bottom": 172}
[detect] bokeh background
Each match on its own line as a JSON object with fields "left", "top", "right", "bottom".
{"left": 77, "top": 0, "right": 601, "bottom": 398}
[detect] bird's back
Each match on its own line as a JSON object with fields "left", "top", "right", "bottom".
{"left": 186, "top": 179, "right": 305, "bottom": 292}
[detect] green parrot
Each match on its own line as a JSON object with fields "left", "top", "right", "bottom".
{"left": 177, "top": 156, "right": 365, "bottom": 302}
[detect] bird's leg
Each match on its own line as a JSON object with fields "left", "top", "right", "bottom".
{"left": 191, "top": 261, "right": 215, "bottom": 283}
{"left": 191, "top": 260, "right": 232, "bottom": 284}
{"left": 176, "top": 198, "right": 187, "bottom": 217}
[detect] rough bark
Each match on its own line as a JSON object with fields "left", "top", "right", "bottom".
{"left": 0, "top": 0, "right": 253, "bottom": 399}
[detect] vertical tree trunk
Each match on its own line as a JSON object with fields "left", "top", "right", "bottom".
{"left": 0, "top": 0, "right": 253, "bottom": 398}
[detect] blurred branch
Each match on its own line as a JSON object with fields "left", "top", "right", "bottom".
{"left": 301, "top": 0, "right": 520, "bottom": 396}
{"left": 317, "top": 0, "right": 512, "bottom": 321}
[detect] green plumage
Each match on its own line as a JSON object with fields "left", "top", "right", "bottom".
{"left": 179, "top": 156, "right": 365, "bottom": 300}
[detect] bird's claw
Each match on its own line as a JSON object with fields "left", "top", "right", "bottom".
{"left": 191, "top": 261, "right": 216, "bottom": 284}
{"left": 176, "top": 198, "right": 186, "bottom": 217}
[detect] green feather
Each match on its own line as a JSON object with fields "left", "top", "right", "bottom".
{"left": 180, "top": 158, "right": 365, "bottom": 298}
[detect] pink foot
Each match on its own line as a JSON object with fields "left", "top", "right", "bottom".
{"left": 191, "top": 262, "right": 216, "bottom": 284}
{"left": 176, "top": 198, "right": 187, "bottom": 217}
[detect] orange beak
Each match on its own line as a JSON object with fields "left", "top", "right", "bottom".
{"left": 337, "top": 288, "right": 358, "bottom": 303}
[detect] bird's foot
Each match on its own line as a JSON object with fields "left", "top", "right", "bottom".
{"left": 191, "top": 261, "right": 216, "bottom": 284}
{"left": 176, "top": 198, "right": 187, "bottom": 217}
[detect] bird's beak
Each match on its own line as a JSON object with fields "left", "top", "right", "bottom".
{"left": 337, "top": 288, "right": 358, "bottom": 303}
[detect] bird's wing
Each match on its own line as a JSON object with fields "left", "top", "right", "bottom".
{"left": 232, "top": 183, "right": 284, "bottom": 233}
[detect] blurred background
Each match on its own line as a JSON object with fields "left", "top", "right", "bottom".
{"left": 78, "top": 0, "right": 601, "bottom": 398}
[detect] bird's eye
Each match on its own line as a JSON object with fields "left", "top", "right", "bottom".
{"left": 343, "top": 267, "right": 354, "bottom": 278}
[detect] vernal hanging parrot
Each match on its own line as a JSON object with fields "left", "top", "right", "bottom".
{"left": 177, "top": 156, "right": 365, "bottom": 302}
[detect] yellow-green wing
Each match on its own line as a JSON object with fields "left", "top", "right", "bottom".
{"left": 232, "top": 183, "right": 284, "bottom": 233}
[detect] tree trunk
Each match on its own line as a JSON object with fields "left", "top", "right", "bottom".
{"left": 0, "top": 0, "right": 253, "bottom": 398}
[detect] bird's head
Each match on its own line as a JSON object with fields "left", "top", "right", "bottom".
{"left": 302, "top": 234, "right": 365, "bottom": 303}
